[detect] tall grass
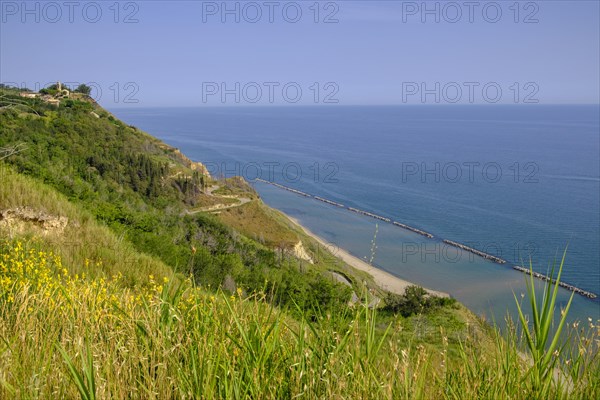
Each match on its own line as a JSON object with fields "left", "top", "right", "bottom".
{"left": 0, "top": 240, "right": 598, "bottom": 399}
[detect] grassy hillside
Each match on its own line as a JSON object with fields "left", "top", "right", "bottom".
{"left": 1, "top": 86, "right": 598, "bottom": 398}
{"left": 0, "top": 87, "right": 358, "bottom": 313}
{"left": 0, "top": 174, "right": 597, "bottom": 398}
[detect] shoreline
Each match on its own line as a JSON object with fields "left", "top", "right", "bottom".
{"left": 285, "top": 215, "right": 450, "bottom": 298}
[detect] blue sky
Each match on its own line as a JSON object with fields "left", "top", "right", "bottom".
{"left": 1, "top": 0, "right": 599, "bottom": 106}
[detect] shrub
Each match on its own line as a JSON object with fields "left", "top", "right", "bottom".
{"left": 383, "top": 285, "right": 456, "bottom": 317}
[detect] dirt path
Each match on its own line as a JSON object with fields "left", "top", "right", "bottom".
{"left": 187, "top": 197, "right": 251, "bottom": 214}
{"left": 205, "top": 185, "right": 220, "bottom": 195}
{"left": 181, "top": 184, "right": 254, "bottom": 215}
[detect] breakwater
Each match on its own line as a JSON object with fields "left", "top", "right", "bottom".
{"left": 443, "top": 239, "right": 507, "bottom": 264}
{"left": 512, "top": 265, "right": 597, "bottom": 299}
{"left": 348, "top": 207, "right": 391, "bottom": 223}
{"left": 393, "top": 221, "right": 434, "bottom": 238}
{"left": 314, "top": 196, "right": 345, "bottom": 208}
{"left": 255, "top": 178, "right": 312, "bottom": 198}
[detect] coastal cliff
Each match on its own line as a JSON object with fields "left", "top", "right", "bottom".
{"left": 1, "top": 85, "right": 597, "bottom": 399}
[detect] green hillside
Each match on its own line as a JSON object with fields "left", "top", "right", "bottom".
{"left": 0, "top": 86, "right": 598, "bottom": 399}
{"left": 0, "top": 87, "right": 358, "bottom": 312}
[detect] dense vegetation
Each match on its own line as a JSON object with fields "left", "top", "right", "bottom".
{"left": 1, "top": 85, "right": 598, "bottom": 398}
{"left": 0, "top": 87, "right": 355, "bottom": 314}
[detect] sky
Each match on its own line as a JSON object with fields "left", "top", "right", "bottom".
{"left": 1, "top": 0, "right": 599, "bottom": 107}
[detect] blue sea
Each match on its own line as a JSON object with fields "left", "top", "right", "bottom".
{"left": 111, "top": 105, "right": 600, "bottom": 324}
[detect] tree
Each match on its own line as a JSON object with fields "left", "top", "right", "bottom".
{"left": 40, "top": 84, "right": 59, "bottom": 96}
{"left": 383, "top": 285, "right": 428, "bottom": 317}
{"left": 75, "top": 84, "right": 92, "bottom": 96}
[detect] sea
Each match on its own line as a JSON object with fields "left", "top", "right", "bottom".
{"left": 111, "top": 105, "right": 600, "bottom": 325}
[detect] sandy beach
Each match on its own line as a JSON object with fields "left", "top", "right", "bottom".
{"left": 286, "top": 216, "right": 449, "bottom": 298}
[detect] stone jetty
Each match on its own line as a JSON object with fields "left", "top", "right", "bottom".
{"left": 443, "top": 239, "right": 507, "bottom": 264}
{"left": 512, "top": 265, "right": 597, "bottom": 299}
{"left": 314, "top": 196, "right": 345, "bottom": 208}
{"left": 255, "top": 178, "right": 312, "bottom": 197}
{"left": 392, "top": 221, "right": 434, "bottom": 238}
{"left": 347, "top": 207, "right": 392, "bottom": 223}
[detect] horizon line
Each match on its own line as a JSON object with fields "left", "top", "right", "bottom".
{"left": 106, "top": 103, "right": 600, "bottom": 109}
